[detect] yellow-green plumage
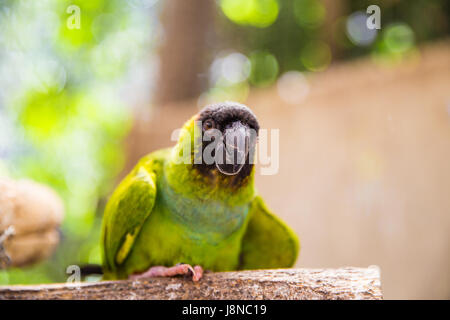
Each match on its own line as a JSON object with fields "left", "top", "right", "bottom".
{"left": 101, "top": 108, "right": 299, "bottom": 280}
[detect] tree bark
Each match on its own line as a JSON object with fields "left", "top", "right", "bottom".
{"left": 0, "top": 267, "right": 382, "bottom": 300}
{"left": 320, "top": 0, "right": 347, "bottom": 59}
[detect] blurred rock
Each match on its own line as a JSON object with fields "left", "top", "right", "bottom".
{"left": 0, "top": 179, "right": 64, "bottom": 268}
{"left": 125, "top": 41, "right": 450, "bottom": 299}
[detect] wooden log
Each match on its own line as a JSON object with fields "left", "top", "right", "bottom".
{"left": 0, "top": 267, "right": 382, "bottom": 300}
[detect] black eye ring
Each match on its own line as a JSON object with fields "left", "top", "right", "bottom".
{"left": 203, "top": 119, "right": 215, "bottom": 131}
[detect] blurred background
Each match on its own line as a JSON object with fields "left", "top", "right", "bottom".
{"left": 0, "top": 0, "right": 449, "bottom": 299}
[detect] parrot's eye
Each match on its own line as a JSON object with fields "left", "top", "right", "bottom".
{"left": 203, "top": 119, "right": 215, "bottom": 131}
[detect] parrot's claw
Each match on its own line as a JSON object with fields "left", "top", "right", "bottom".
{"left": 129, "top": 264, "right": 204, "bottom": 282}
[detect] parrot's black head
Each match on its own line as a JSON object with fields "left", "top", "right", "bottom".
{"left": 194, "top": 102, "right": 259, "bottom": 182}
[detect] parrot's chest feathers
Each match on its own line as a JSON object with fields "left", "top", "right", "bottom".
{"left": 159, "top": 179, "right": 250, "bottom": 239}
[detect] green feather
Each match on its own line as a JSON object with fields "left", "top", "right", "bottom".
{"left": 239, "top": 195, "right": 299, "bottom": 269}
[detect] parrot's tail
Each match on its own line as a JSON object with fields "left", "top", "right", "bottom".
{"left": 79, "top": 264, "right": 103, "bottom": 276}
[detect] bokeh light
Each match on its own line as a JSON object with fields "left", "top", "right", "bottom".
{"left": 383, "top": 23, "right": 415, "bottom": 53}
{"left": 197, "top": 81, "right": 250, "bottom": 108}
{"left": 346, "top": 11, "right": 378, "bottom": 47}
{"left": 293, "top": 0, "right": 326, "bottom": 29}
{"left": 276, "top": 71, "right": 310, "bottom": 105}
{"left": 300, "top": 41, "right": 331, "bottom": 72}
{"left": 210, "top": 52, "right": 251, "bottom": 85}
{"left": 126, "top": 0, "right": 159, "bottom": 9}
{"left": 201, "top": 51, "right": 252, "bottom": 108}
{"left": 249, "top": 51, "right": 279, "bottom": 87}
{"left": 220, "top": 0, "right": 279, "bottom": 28}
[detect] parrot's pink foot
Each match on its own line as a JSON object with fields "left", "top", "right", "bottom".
{"left": 129, "top": 264, "right": 203, "bottom": 282}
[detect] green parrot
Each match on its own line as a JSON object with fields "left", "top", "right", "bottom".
{"left": 101, "top": 102, "right": 299, "bottom": 281}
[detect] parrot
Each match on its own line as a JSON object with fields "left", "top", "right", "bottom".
{"left": 101, "top": 101, "right": 299, "bottom": 281}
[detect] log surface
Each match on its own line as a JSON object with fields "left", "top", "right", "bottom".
{"left": 0, "top": 267, "right": 382, "bottom": 300}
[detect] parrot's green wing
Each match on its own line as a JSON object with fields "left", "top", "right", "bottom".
{"left": 239, "top": 195, "right": 300, "bottom": 270}
{"left": 101, "top": 159, "right": 158, "bottom": 275}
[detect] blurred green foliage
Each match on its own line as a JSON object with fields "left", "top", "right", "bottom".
{"left": 208, "top": 0, "right": 449, "bottom": 102}
{"left": 0, "top": 0, "right": 153, "bottom": 284}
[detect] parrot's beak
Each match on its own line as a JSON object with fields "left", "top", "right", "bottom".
{"left": 215, "top": 121, "right": 252, "bottom": 176}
